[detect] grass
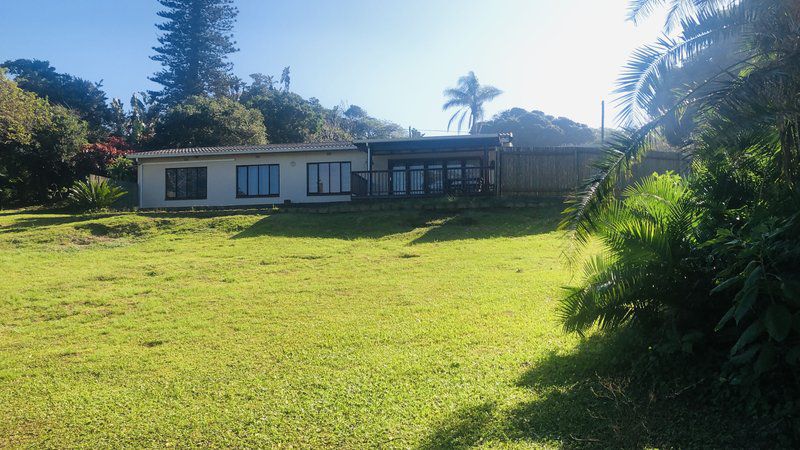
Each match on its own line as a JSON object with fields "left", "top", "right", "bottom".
{"left": 0, "top": 206, "right": 755, "bottom": 448}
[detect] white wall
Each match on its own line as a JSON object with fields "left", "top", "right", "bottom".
{"left": 137, "top": 150, "right": 367, "bottom": 208}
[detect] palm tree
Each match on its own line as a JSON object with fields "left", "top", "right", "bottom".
{"left": 563, "top": 0, "right": 799, "bottom": 243}
{"left": 442, "top": 71, "right": 502, "bottom": 134}
{"left": 559, "top": 0, "right": 800, "bottom": 379}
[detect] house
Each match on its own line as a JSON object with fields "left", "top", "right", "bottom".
{"left": 128, "top": 134, "right": 511, "bottom": 208}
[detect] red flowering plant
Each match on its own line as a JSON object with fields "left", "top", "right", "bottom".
{"left": 72, "top": 136, "right": 131, "bottom": 178}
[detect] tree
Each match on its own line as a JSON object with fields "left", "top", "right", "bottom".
{"left": 480, "top": 108, "right": 595, "bottom": 147}
{"left": 1, "top": 70, "right": 90, "bottom": 206}
{"left": 129, "top": 92, "right": 158, "bottom": 147}
{"left": 280, "top": 66, "right": 291, "bottom": 91}
{"left": 244, "top": 90, "right": 323, "bottom": 144}
{"left": 72, "top": 136, "right": 131, "bottom": 179}
{"left": 2, "top": 59, "right": 111, "bottom": 139}
{"left": 0, "top": 69, "right": 50, "bottom": 146}
{"left": 442, "top": 71, "right": 502, "bottom": 134}
{"left": 152, "top": 96, "right": 267, "bottom": 148}
{"left": 339, "top": 104, "right": 404, "bottom": 139}
{"left": 150, "top": 0, "right": 239, "bottom": 105}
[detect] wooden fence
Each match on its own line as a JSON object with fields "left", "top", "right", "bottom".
{"left": 498, "top": 147, "right": 688, "bottom": 197}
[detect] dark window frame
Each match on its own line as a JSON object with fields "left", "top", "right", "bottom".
{"left": 236, "top": 163, "right": 280, "bottom": 198}
{"left": 307, "top": 161, "right": 352, "bottom": 196}
{"left": 165, "top": 167, "right": 207, "bottom": 201}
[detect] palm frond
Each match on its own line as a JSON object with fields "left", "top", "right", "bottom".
{"left": 560, "top": 122, "right": 660, "bottom": 253}
{"left": 616, "top": 5, "right": 751, "bottom": 126}
{"left": 447, "top": 108, "right": 465, "bottom": 131}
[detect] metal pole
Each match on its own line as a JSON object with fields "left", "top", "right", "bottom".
{"left": 366, "top": 142, "right": 372, "bottom": 196}
{"left": 601, "top": 100, "right": 605, "bottom": 145}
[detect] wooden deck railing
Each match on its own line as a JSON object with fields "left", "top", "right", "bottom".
{"left": 351, "top": 166, "right": 496, "bottom": 198}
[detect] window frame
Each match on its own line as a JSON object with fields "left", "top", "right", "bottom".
{"left": 307, "top": 161, "right": 352, "bottom": 196}
{"left": 165, "top": 167, "right": 207, "bottom": 201}
{"left": 236, "top": 163, "right": 280, "bottom": 198}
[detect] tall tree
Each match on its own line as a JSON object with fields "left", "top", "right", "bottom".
{"left": 280, "top": 66, "right": 291, "bottom": 91}
{"left": 442, "top": 71, "right": 502, "bottom": 134}
{"left": 150, "top": 0, "right": 239, "bottom": 105}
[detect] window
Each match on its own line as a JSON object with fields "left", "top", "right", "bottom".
{"left": 236, "top": 164, "right": 280, "bottom": 197}
{"left": 165, "top": 167, "right": 207, "bottom": 200}
{"left": 307, "top": 162, "right": 351, "bottom": 195}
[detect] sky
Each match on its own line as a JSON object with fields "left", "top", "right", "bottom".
{"left": 0, "top": 0, "right": 668, "bottom": 134}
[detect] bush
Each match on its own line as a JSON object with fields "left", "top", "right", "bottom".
{"left": 68, "top": 177, "right": 126, "bottom": 211}
{"left": 559, "top": 173, "right": 709, "bottom": 335}
{"left": 107, "top": 157, "right": 136, "bottom": 182}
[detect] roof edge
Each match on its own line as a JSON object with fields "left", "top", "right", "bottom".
{"left": 128, "top": 143, "right": 358, "bottom": 160}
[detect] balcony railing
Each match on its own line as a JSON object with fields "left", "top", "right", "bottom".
{"left": 351, "top": 166, "right": 496, "bottom": 198}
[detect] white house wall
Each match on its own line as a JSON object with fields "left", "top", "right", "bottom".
{"left": 138, "top": 150, "right": 367, "bottom": 208}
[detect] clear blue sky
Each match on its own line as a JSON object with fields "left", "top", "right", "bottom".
{"left": 0, "top": 0, "right": 667, "bottom": 134}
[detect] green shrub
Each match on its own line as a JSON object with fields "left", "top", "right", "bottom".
{"left": 559, "top": 173, "right": 708, "bottom": 335}
{"left": 107, "top": 156, "right": 136, "bottom": 182}
{"left": 68, "top": 177, "right": 126, "bottom": 211}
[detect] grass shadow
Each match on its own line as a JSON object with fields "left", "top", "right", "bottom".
{"left": 231, "top": 211, "right": 435, "bottom": 240}
{"left": 231, "top": 207, "right": 563, "bottom": 242}
{"left": 410, "top": 207, "right": 562, "bottom": 245}
{"left": 420, "top": 330, "right": 773, "bottom": 449}
{"left": 0, "top": 211, "right": 120, "bottom": 233}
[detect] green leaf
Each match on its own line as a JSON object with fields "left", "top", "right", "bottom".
{"left": 754, "top": 344, "right": 777, "bottom": 376}
{"left": 711, "top": 275, "right": 741, "bottom": 294}
{"left": 734, "top": 266, "right": 762, "bottom": 323}
{"left": 764, "top": 304, "right": 792, "bottom": 342}
{"left": 731, "top": 321, "right": 764, "bottom": 356}
{"left": 730, "top": 344, "right": 760, "bottom": 365}
{"left": 715, "top": 306, "right": 735, "bottom": 331}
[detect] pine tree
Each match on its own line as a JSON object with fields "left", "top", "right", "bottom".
{"left": 149, "top": 0, "right": 239, "bottom": 106}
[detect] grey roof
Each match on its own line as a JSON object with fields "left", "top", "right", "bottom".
{"left": 128, "top": 141, "right": 358, "bottom": 159}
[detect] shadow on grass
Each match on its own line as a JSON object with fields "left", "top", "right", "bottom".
{"left": 232, "top": 211, "right": 438, "bottom": 240}
{"left": 409, "top": 207, "right": 561, "bottom": 245}
{"left": 419, "top": 331, "right": 766, "bottom": 450}
{"left": 232, "top": 207, "right": 562, "bottom": 242}
{"left": 0, "top": 211, "right": 117, "bottom": 233}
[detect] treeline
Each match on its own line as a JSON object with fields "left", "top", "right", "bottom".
{"left": 0, "top": 0, "right": 600, "bottom": 207}
{"left": 0, "top": 0, "right": 408, "bottom": 207}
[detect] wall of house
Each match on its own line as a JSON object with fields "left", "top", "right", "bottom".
{"left": 370, "top": 150, "right": 497, "bottom": 170}
{"left": 137, "top": 150, "right": 367, "bottom": 208}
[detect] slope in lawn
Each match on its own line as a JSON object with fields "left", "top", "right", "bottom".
{"left": 0, "top": 207, "right": 752, "bottom": 448}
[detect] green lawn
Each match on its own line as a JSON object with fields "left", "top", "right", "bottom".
{"left": 0, "top": 206, "right": 747, "bottom": 448}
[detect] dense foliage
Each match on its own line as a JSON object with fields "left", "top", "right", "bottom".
{"left": 2, "top": 59, "right": 112, "bottom": 140}
{"left": 0, "top": 72, "right": 89, "bottom": 206}
{"left": 480, "top": 108, "right": 596, "bottom": 147}
{"left": 560, "top": 0, "right": 800, "bottom": 437}
{"left": 152, "top": 95, "right": 267, "bottom": 148}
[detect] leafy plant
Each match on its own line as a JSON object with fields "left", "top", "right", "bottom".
{"left": 560, "top": 0, "right": 800, "bottom": 404}
{"left": 560, "top": 173, "right": 707, "bottom": 335}
{"left": 68, "top": 177, "right": 126, "bottom": 211}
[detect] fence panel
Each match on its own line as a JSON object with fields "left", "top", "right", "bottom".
{"left": 499, "top": 147, "right": 686, "bottom": 197}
